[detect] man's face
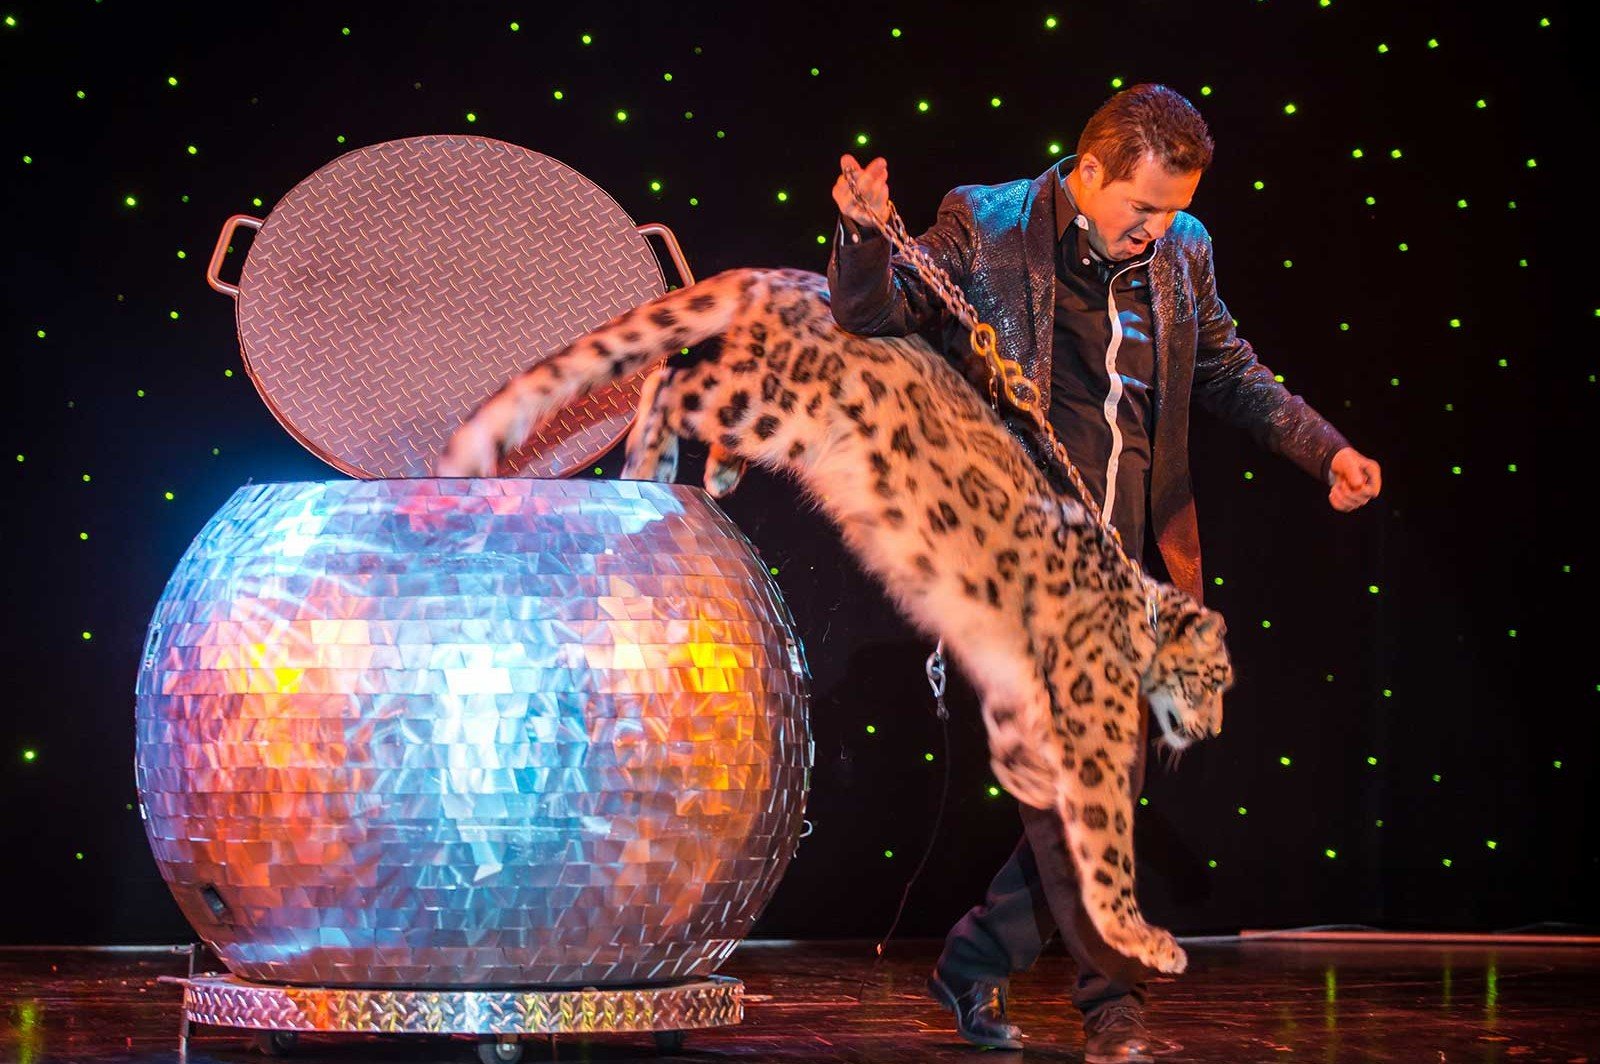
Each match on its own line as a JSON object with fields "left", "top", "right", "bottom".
{"left": 1073, "top": 151, "right": 1202, "bottom": 262}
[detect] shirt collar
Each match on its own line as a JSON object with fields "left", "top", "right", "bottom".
{"left": 1053, "top": 156, "right": 1156, "bottom": 273}
{"left": 1054, "top": 156, "right": 1085, "bottom": 244}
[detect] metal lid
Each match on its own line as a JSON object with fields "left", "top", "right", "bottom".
{"left": 211, "top": 136, "right": 666, "bottom": 478}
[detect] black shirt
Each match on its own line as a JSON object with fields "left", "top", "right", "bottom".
{"left": 1048, "top": 174, "right": 1156, "bottom": 563}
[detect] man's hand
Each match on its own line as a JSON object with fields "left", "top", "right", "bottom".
{"left": 1327, "top": 447, "right": 1382, "bottom": 512}
{"left": 833, "top": 154, "right": 889, "bottom": 228}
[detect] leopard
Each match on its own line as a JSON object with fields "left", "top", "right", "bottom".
{"left": 436, "top": 267, "right": 1233, "bottom": 974}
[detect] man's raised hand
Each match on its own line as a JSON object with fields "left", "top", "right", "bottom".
{"left": 833, "top": 154, "right": 889, "bottom": 228}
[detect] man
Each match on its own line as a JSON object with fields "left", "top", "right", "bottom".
{"left": 827, "top": 84, "right": 1381, "bottom": 1062}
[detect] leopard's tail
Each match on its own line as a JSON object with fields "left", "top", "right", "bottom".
{"left": 435, "top": 269, "right": 761, "bottom": 477}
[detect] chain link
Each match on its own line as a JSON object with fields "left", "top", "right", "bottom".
{"left": 925, "top": 640, "right": 949, "bottom": 721}
{"left": 842, "top": 167, "right": 1159, "bottom": 630}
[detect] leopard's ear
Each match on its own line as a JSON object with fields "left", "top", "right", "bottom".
{"left": 1194, "top": 608, "right": 1227, "bottom": 645}
{"left": 1156, "top": 583, "right": 1204, "bottom": 641}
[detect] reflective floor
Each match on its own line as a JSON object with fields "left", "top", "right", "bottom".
{"left": 1, "top": 938, "right": 1596, "bottom": 1063}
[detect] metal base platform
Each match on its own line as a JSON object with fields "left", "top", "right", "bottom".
{"left": 161, "top": 971, "right": 742, "bottom": 1061}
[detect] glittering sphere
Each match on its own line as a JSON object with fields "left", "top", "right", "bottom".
{"left": 136, "top": 478, "right": 812, "bottom": 987}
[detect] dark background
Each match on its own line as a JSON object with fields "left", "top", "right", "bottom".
{"left": 0, "top": 0, "right": 1591, "bottom": 945}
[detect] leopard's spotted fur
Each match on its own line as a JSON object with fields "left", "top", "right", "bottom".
{"left": 437, "top": 268, "right": 1233, "bottom": 974}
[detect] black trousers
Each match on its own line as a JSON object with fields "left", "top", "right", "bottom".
{"left": 937, "top": 469, "right": 1153, "bottom": 1019}
{"left": 935, "top": 712, "right": 1150, "bottom": 1018}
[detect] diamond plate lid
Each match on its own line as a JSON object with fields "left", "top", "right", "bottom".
{"left": 219, "top": 136, "right": 665, "bottom": 478}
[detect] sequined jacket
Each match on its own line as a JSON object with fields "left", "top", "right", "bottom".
{"left": 827, "top": 161, "right": 1351, "bottom": 602}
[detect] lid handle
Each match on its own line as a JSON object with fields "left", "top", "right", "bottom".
{"left": 206, "top": 214, "right": 263, "bottom": 298}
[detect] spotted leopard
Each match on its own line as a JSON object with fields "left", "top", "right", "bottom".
{"left": 436, "top": 267, "right": 1233, "bottom": 974}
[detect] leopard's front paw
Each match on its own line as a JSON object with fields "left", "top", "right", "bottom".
{"left": 1109, "top": 924, "right": 1187, "bottom": 975}
{"left": 989, "top": 751, "right": 1058, "bottom": 811}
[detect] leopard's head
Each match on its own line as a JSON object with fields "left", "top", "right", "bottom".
{"left": 1140, "top": 583, "right": 1233, "bottom": 753}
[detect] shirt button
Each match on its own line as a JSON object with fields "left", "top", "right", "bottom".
{"left": 1081, "top": 258, "right": 1090, "bottom": 266}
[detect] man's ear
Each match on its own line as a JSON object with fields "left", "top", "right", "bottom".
{"left": 1078, "top": 152, "right": 1102, "bottom": 189}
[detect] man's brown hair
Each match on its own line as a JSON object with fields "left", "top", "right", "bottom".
{"left": 1076, "top": 84, "right": 1214, "bottom": 183}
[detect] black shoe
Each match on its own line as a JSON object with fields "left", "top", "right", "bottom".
{"left": 927, "top": 969, "right": 1025, "bottom": 1050}
{"left": 1083, "top": 1002, "right": 1154, "bottom": 1063}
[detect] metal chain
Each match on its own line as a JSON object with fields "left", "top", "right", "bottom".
{"left": 842, "top": 167, "right": 1159, "bottom": 629}
{"left": 925, "top": 639, "right": 949, "bottom": 721}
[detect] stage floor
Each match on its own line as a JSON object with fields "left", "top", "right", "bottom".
{"left": 1, "top": 938, "right": 1595, "bottom": 1063}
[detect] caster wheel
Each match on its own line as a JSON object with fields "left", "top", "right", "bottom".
{"left": 253, "top": 1030, "right": 300, "bottom": 1056}
{"left": 476, "top": 1037, "right": 526, "bottom": 1064}
{"left": 653, "top": 1029, "right": 687, "bottom": 1053}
